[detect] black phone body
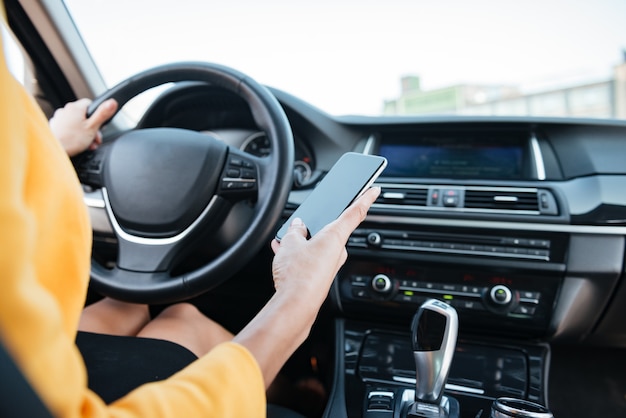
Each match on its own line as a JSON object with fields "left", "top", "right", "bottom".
{"left": 275, "top": 152, "right": 387, "bottom": 241}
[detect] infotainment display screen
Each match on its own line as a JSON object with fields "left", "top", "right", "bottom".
{"left": 377, "top": 135, "right": 526, "bottom": 179}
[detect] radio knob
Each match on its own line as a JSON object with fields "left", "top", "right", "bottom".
{"left": 490, "top": 285, "right": 513, "bottom": 305}
{"left": 371, "top": 274, "right": 392, "bottom": 294}
{"left": 367, "top": 232, "right": 382, "bottom": 247}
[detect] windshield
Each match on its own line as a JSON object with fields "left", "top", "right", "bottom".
{"left": 64, "top": 0, "right": 626, "bottom": 120}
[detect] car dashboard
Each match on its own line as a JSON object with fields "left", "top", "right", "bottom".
{"left": 123, "top": 82, "right": 626, "bottom": 417}
{"left": 6, "top": 0, "right": 626, "bottom": 416}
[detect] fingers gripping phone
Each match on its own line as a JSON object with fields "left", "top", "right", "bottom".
{"left": 275, "top": 152, "right": 387, "bottom": 241}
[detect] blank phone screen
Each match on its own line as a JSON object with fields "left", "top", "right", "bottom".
{"left": 275, "top": 152, "right": 386, "bottom": 240}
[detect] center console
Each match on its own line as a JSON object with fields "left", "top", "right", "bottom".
{"left": 326, "top": 226, "right": 562, "bottom": 418}
{"left": 326, "top": 317, "right": 551, "bottom": 418}
{"left": 325, "top": 206, "right": 564, "bottom": 417}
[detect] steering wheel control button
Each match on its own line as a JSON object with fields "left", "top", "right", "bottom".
{"left": 371, "top": 274, "right": 392, "bottom": 293}
{"left": 490, "top": 285, "right": 513, "bottom": 305}
{"left": 219, "top": 154, "right": 258, "bottom": 197}
{"left": 74, "top": 151, "right": 105, "bottom": 187}
{"left": 241, "top": 169, "right": 256, "bottom": 179}
{"left": 229, "top": 158, "right": 243, "bottom": 167}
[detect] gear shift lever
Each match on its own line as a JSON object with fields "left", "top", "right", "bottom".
{"left": 407, "top": 299, "right": 459, "bottom": 417}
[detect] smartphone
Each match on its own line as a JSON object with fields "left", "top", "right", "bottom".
{"left": 275, "top": 152, "right": 387, "bottom": 241}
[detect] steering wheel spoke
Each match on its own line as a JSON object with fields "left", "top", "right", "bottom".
{"left": 101, "top": 187, "right": 223, "bottom": 273}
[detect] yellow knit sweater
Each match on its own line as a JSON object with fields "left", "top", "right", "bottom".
{"left": 0, "top": 18, "right": 265, "bottom": 418}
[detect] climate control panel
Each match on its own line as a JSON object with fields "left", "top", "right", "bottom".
{"left": 338, "top": 261, "right": 561, "bottom": 337}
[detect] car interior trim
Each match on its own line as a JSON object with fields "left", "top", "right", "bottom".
{"left": 363, "top": 134, "right": 377, "bottom": 155}
{"left": 530, "top": 134, "right": 546, "bottom": 181}
{"left": 101, "top": 188, "right": 219, "bottom": 246}
{"left": 392, "top": 377, "right": 486, "bottom": 396}
{"left": 365, "top": 215, "right": 626, "bottom": 235}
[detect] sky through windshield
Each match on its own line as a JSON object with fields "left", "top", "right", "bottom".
{"left": 64, "top": 0, "right": 626, "bottom": 118}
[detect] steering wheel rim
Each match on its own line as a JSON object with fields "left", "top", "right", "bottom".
{"left": 86, "top": 62, "right": 294, "bottom": 304}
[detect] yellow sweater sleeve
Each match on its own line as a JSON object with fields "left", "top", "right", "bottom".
{"left": 0, "top": 23, "right": 265, "bottom": 418}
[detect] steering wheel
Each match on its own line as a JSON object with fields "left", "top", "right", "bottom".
{"left": 78, "top": 62, "right": 294, "bottom": 304}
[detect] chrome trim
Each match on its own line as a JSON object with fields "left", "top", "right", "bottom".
{"left": 494, "top": 196, "right": 519, "bottom": 202}
{"left": 365, "top": 214, "right": 626, "bottom": 235}
{"left": 382, "top": 192, "right": 406, "bottom": 199}
{"left": 363, "top": 134, "right": 377, "bottom": 155}
{"left": 84, "top": 194, "right": 105, "bottom": 209}
{"left": 393, "top": 377, "right": 485, "bottom": 395}
{"left": 372, "top": 202, "right": 540, "bottom": 216}
{"left": 377, "top": 183, "right": 540, "bottom": 193}
{"left": 401, "top": 388, "right": 415, "bottom": 403}
{"left": 382, "top": 244, "right": 550, "bottom": 261}
{"left": 444, "top": 383, "right": 485, "bottom": 395}
{"left": 368, "top": 391, "right": 394, "bottom": 399}
{"left": 221, "top": 177, "right": 256, "bottom": 184}
{"left": 531, "top": 134, "right": 546, "bottom": 180}
{"left": 83, "top": 189, "right": 112, "bottom": 234}
{"left": 101, "top": 188, "right": 218, "bottom": 246}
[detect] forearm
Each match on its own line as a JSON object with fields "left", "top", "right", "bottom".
{"left": 233, "top": 292, "right": 319, "bottom": 388}
{"left": 241, "top": 187, "right": 380, "bottom": 388}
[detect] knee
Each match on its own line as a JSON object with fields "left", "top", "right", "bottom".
{"left": 158, "top": 302, "right": 204, "bottom": 321}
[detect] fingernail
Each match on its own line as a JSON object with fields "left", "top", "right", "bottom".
{"left": 291, "top": 217, "right": 303, "bottom": 226}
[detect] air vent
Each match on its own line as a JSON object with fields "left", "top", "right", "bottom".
{"left": 373, "top": 184, "right": 558, "bottom": 215}
{"left": 376, "top": 187, "right": 428, "bottom": 206}
{"left": 465, "top": 189, "right": 538, "bottom": 211}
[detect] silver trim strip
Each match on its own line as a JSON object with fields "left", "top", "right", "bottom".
{"left": 383, "top": 192, "right": 406, "bottom": 199}
{"left": 365, "top": 214, "right": 626, "bottom": 235}
{"left": 392, "top": 376, "right": 485, "bottom": 395}
{"left": 84, "top": 195, "right": 105, "bottom": 208}
{"left": 363, "top": 134, "right": 377, "bottom": 155}
{"left": 372, "top": 202, "right": 540, "bottom": 216}
{"left": 377, "top": 183, "right": 539, "bottom": 193}
{"left": 101, "top": 188, "right": 218, "bottom": 246}
{"left": 444, "top": 383, "right": 485, "bottom": 395}
{"left": 368, "top": 391, "right": 394, "bottom": 399}
{"left": 221, "top": 177, "right": 256, "bottom": 183}
{"left": 494, "top": 196, "right": 519, "bottom": 202}
{"left": 383, "top": 244, "right": 549, "bottom": 261}
{"left": 531, "top": 134, "right": 546, "bottom": 180}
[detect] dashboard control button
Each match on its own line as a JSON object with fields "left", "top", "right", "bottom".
{"left": 442, "top": 189, "right": 460, "bottom": 207}
{"left": 352, "top": 288, "right": 370, "bottom": 299}
{"left": 490, "top": 285, "right": 513, "bottom": 305}
{"left": 367, "top": 232, "right": 382, "bottom": 247}
{"left": 452, "top": 299, "right": 485, "bottom": 311}
{"left": 513, "top": 305, "right": 536, "bottom": 315}
{"left": 351, "top": 275, "right": 368, "bottom": 285}
{"left": 430, "top": 189, "right": 440, "bottom": 205}
{"left": 442, "top": 284, "right": 458, "bottom": 292}
{"left": 519, "top": 291, "right": 541, "bottom": 303}
{"left": 371, "top": 274, "right": 392, "bottom": 293}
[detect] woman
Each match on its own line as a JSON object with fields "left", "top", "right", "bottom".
{"left": 0, "top": 12, "right": 380, "bottom": 417}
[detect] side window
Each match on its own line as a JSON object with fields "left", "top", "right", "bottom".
{"left": 2, "top": 20, "right": 51, "bottom": 115}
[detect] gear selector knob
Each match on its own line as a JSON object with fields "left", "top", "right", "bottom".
{"left": 411, "top": 299, "right": 459, "bottom": 405}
